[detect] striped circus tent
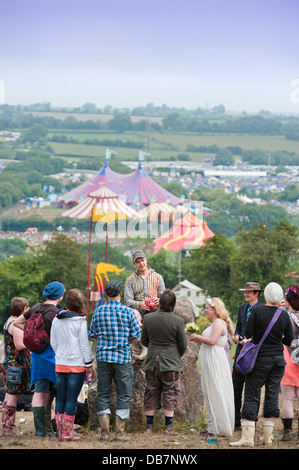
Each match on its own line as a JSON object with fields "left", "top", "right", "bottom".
{"left": 59, "top": 160, "right": 125, "bottom": 207}
{"left": 119, "top": 161, "right": 181, "bottom": 205}
{"left": 138, "top": 201, "right": 178, "bottom": 222}
{"left": 61, "top": 185, "right": 139, "bottom": 220}
{"left": 153, "top": 211, "right": 214, "bottom": 253}
{"left": 58, "top": 148, "right": 181, "bottom": 207}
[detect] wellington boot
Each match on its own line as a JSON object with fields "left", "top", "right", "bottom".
{"left": 61, "top": 414, "right": 80, "bottom": 441}
{"left": 263, "top": 420, "right": 274, "bottom": 446}
{"left": 229, "top": 420, "right": 255, "bottom": 447}
{"left": 1, "top": 401, "right": 7, "bottom": 433}
{"left": 2, "top": 406, "right": 23, "bottom": 436}
{"left": 98, "top": 414, "right": 110, "bottom": 441}
{"left": 55, "top": 412, "right": 64, "bottom": 441}
{"left": 115, "top": 415, "right": 130, "bottom": 441}
{"left": 33, "top": 406, "right": 46, "bottom": 437}
{"left": 45, "top": 409, "right": 54, "bottom": 436}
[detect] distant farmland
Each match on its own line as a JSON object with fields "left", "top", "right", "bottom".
{"left": 47, "top": 131, "right": 299, "bottom": 163}
{"left": 23, "top": 110, "right": 299, "bottom": 162}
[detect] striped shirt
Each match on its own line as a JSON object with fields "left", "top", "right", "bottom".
{"left": 124, "top": 268, "right": 165, "bottom": 309}
{"left": 88, "top": 300, "right": 141, "bottom": 364}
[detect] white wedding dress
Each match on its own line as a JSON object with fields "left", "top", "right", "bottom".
{"left": 199, "top": 324, "right": 234, "bottom": 436}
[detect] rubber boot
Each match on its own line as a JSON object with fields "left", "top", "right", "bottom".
{"left": 134, "top": 341, "right": 148, "bottom": 361}
{"left": 45, "top": 409, "right": 54, "bottom": 436}
{"left": 229, "top": 420, "right": 255, "bottom": 447}
{"left": 281, "top": 418, "right": 292, "bottom": 441}
{"left": 55, "top": 412, "right": 64, "bottom": 441}
{"left": 263, "top": 420, "right": 274, "bottom": 446}
{"left": 1, "top": 401, "right": 7, "bottom": 435}
{"left": 115, "top": 415, "right": 130, "bottom": 441}
{"left": 2, "top": 406, "right": 23, "bottom": 436}
{"left": 32, "top": 406, "right": 46, "bottom": 437}
{"left": 62, "top": 414, "right": 80, "bottom": 441}
{"left": 98, "top": 414, "right": 110, "bottom": 441}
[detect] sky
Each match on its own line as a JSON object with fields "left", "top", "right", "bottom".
{"left": 1, "top": 0, "right": 299, "bottom": 114}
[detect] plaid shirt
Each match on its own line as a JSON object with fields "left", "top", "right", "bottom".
{"left": 88, "top": 300, "right": 141, "bottom": 364}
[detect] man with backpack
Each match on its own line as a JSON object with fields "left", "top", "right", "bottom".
{"left": 14, "top": 281, "right": 65, "bottom": 437}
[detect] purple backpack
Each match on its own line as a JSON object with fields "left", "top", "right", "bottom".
{"left": 235, "top": 307, "right": 281, "bottom": 374}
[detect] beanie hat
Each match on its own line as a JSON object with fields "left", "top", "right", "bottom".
{"left": 264, "top": 282, "right": 283, "bottom": 305}
{"left": 43, "top": 281, "right": 65, "bottom": 300}
{"left": 105, "top": 280, "right": 122, "bottom": 298}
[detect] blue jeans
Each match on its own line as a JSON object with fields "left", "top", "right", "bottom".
{"left": 55, "top": 371, "right": 86, "bottom": 416}
{"left": 97, "top": 361, "right": 134, "bottom": 419}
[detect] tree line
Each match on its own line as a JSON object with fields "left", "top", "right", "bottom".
{"left": 0, "top": 220, "right": 298, "bottom": 326}
{"left": 1, "top": 107, "right": 299, "bottom": 140}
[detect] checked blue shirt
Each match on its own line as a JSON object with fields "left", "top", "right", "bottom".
{"left": 88, "top": 300, "right": 141, "bottom": 364}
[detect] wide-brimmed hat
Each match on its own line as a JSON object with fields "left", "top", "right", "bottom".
{"left": 239, "top": 281, "right": 263, "bottom": 292}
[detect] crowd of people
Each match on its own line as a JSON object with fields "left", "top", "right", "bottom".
{"left": 1, "top": 248, "right": 299, "bottom": 448}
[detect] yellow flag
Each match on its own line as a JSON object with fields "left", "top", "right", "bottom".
{"left": 95, "top": 262, "right": 125, "bottom": 276}
{"left": 92, "top": 206, "right": 128, "bottom": 223}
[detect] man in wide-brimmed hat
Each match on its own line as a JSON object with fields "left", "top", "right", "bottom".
{"left": 232, "top": 281, "right": 263, "bottom": 429}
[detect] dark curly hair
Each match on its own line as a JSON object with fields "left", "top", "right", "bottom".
{"left": 285, "top": 284, "right": 299, "bottom": 311}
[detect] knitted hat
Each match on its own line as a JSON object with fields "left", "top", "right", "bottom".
{"left": 105, "top": 280, "right": 123, "bottom": 298}
{"left": 43, "top": 281, "right": 65, "bottom": 300}
{"left": 264, "top": 282, "right": 283, "bottom": 305}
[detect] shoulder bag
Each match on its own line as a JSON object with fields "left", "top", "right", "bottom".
{"left": 235, "top": 307, "right": 282, "bottom": 374}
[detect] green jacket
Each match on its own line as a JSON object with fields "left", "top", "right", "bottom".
{"left": 141, "top": 309, "right": 188, "bottom": 372}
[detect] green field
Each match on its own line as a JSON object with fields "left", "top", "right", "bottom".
{"left": 24, "top": 110, "right": 163, "bottom": 124}
{"left": 155, "top": 133, "right": 299, "bottom": 154}
{"left": 48, "top": 129, "right": 299, "bottom": 164}
{"left": 17, "top": 110, "right": 299, "bottom": 163}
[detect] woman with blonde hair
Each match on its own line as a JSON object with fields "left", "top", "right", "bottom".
{"left": 188, "top": 297, "right": 235, "bottom": 437}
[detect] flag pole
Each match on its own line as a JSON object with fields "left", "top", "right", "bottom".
{"left": 86, "top": 204, "right": 95, "bottom": 317}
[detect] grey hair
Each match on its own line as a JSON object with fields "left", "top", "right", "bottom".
{"left": 264, "top": 282, "right": 283, "bottom": 305}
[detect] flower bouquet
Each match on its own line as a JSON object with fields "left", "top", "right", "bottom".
{"left": 185, "top": 322, "right": 201, "bottom": 335}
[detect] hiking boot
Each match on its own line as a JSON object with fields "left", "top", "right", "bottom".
{"left": 280, "top": 418, "right": 292, "bottom": 441}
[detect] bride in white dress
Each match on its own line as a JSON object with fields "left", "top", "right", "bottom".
{"left": 188, "top": 297, "right": 235, "bottom": 436}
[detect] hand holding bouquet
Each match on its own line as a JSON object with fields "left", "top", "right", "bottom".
{"left": 185, "top": 322, "right": 201, "bottom": 335}
{"left": 185, "top": 322, "right": 201, "bottom": 344}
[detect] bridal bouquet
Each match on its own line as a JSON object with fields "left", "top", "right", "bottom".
{"left": 185, "top": 322, "right": 201, "bottom": 335}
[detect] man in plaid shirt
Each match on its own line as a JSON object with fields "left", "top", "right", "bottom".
{"left": 89, "top": 280, "right": 140, "bottom": 441}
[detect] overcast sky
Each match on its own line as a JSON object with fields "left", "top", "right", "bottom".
{"left": 1, "top": 0, "right": 298, "bottom": 113}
